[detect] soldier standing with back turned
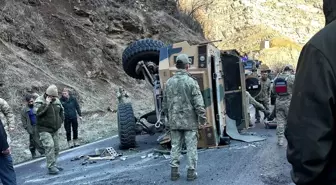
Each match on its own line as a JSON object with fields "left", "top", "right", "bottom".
{"left": 273, "top": 65, "right": 295, "bottom": 146}
{"left": 162, "top": 54, "right": 207, "bottom": 181}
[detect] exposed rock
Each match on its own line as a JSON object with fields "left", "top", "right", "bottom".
{"left": 3, "top": 15, "right": 14, "bottom": 24}
{"left": 8, "top": 32, "right": 47, "bottom": 54}
{"left": 74, "top": 6, "right": 92, "bottom": 17}
{"left": 1, "top": 0, "right": 204, "bottom": 164}
{"left": 23, "top": 0, "right": 41, "bottom": 6}
{"left": 180, "top": 0, "right": 324, "bottom": 68}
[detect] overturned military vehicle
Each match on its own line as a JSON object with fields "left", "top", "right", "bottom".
{"left": 117, "top": 39, "right": 263, "bottom": 149}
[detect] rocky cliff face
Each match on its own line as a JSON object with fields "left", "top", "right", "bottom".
{"left": 184, "top": 0, "right": 325, "bottom": 69}
{"left": 0, "top": 0, "right": 205, "bottom": 164}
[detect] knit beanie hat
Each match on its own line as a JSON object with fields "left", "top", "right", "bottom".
{"left": 46, "top": 85, "right": 58, "bottom": 97}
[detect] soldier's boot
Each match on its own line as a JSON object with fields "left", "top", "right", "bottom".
{"left": 30, "top": 150, "right": 37, "bottom": 159}
{"left": 187, "top": 169, "right": 197, "bottom": 181}
{"left": 171, "top": 167, "right": 180, "bottom": 181}
{"left": 39, "top": 150, "right": 46, "bottom": 157}
{"left": 278, "top": 137, "right": 284, "bottom": 146}
{"left": 48, "top": 166, "right": 59, "bottom": 175}
{"left": 248, "top": 120, "right": 253, "bottom": 127}
{"left": 73, "top": 139, "right": 80, "bottom": 147}
{"left": 264, "top": 111, "right": 270, "bottom": 120}
{"left": 55, "top": 166, "right": 64, "bottom": 171}
{"left": 67, "top": 141, "right": 73, "bottom": 148}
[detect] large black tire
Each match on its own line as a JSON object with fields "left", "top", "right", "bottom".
{"left": 117, "top": 103, "right": 136, "bottom": 149}
{"left": 122, "top": 39, "right": 166, "bottom": 79}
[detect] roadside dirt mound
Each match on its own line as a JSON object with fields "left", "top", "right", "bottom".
{"left": 0, "top": 0, "right": 205, "bottom": 164}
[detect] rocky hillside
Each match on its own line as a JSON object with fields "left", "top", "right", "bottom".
{"left": 0, "top": 0, "right": 205, "bottom": 164}
{"left": 180, "top": 0, "right": 325, "bottom": 69}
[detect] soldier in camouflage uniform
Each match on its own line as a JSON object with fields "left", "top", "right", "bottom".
{"left": 35, "top": 85, "right": 64, "bottom": 175}
{"left": 274, "top": 65, "right": 295, "bottom": 146}
{"left": 244, "top": 70, "right": 269, "bottom": 126}
{"left": 0, "top": 98, "right": 15, "bottom": 146}
{"left": 116, "top": 86, "right": 130, "bottom": 104}
{"left": 162, "top": 54, "right": 207, "bottom": 181}
{"left": 254, "top": 65, "right": 271, "bottom": 123}
{"left": 246, "top": 91, "right": 268, "bottom": 127}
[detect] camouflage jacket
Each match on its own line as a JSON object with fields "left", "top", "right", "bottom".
{"left": 256, "top": 78, "right": 271, "bottom": 101}
{"left": 275, "top": 71, "right": 295, "bottom": 101}
{"left": 0, "top": 98, "right": 15, "bottom": 134}
{"left": 162, "top": 69, "right": 206, "bottom": 130}
{"left": 246, "top": 91, "right": 265, "bottom": 111}
{"left": 34, "top": 95, "right": 64, "bottom": 133}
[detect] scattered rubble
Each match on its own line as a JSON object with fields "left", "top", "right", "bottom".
{"left": 229, "top": 144, "right": 258, "bottom": 150}
{"left": 163, "top": 154, "right": 170, "bottom": 159}
{"left": 71, "top": 147, "right": 123, "bottom": 165}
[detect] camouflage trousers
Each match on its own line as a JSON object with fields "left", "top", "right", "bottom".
{"left": 29, "top": 126, "right": 45, "bottom": 155}
{"left": 255, "top": 99, "right": 270, "bottom": 120}
{"left": 275, "top": 97, "right": 291, "bottom": 140}
{"left": 170, "top": 130, "right": 198, "bottom": 170}
{"left": 39, "top": 131, "right": 60, "bottom": 169}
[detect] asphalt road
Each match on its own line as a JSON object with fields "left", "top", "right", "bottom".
{"left": 14, "top": 108, "right": 294, "bottom": 185}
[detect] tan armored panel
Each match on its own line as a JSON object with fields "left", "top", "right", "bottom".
{"left": 120, "top": 38, "right": 253, "bottom": 150}
{"left": 159, "top": 41, "right": 226, "bottom": 148}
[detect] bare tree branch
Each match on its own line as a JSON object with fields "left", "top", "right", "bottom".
{"left": 187, "top": 0, "right": 215, "bottom": 17}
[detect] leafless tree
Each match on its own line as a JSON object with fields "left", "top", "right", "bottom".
{"left": 176, "top": 0, "right": 215, "bottom": 16}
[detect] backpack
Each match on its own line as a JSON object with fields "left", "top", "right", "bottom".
{"left": 273, "top": 74, "right": 289, "bottom": 96}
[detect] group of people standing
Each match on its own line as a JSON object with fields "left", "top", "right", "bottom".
{"left": 252, "top": 64, "right": 295, "bottom": 146}
{"left": 24, "top": 85, "right": 82, "bottom": 175}
{"left": 0, "top": 85, "right": 83, "bottom": 184}
{"left": 163, "top": 53, "right": 297, "bottom": 182}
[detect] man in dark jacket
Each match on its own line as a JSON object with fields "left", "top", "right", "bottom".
{"left": 285, "top": 0, "right": 336, "bottom": 184}
{"left": 21, "top": 94, "right": 45, "bottom": 158}
{"left": 35, "top": 85, "right": 64, "bottom": 175}
{"left": 0, "top": 119, "right": 17, "bottom": 185}
{"left": 60, "top": 88, "right": 82, "bottom": 148}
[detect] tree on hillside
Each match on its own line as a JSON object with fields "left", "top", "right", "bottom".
{"left": 175, "top": 0, "right": 215, "bottom": 16}
{"left": 174, "top": 0, "right": 215, "bottom": 36}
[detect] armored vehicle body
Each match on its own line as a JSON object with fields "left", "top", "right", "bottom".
{"left": 118, "top": 39, "right": 261, "bottom": 149}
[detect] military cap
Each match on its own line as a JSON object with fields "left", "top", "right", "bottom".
{"left": 176, "top": 54, "right": 191, "bottom": 65}
{"left": 283, "top": 64, "right": 294, "bottom": 71}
